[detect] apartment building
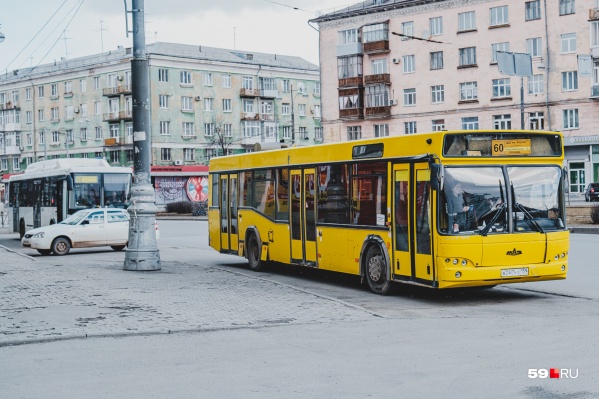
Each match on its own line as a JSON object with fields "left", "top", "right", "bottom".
{"left": 312, "top": 0, "right": 599, "bottom": 192}
{"left": 0, "top": 42, "right": 321, "bottom": 175}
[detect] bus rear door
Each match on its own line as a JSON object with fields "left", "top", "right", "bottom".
{"left": 290, "top": 169, "right": 317, "bottom": 266}
{"left": 219, "top": 174, "right": 239, "bottom": 253}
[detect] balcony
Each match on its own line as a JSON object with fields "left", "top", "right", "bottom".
{"left": 119, "top": 110, "right": 132, "bottom": 120}
{"left": 240, "top": 88, "right": 260, "bottom": 97}
{"left": 104, "top": 137, "right": 120, "bottom": 146}
{"left": 260, "top": 113, "right": 275, "bottom": 122}
{"left": 0, "top": 123, "right": 21, "bottom": 132}
{"left": 102, "top": 112, "right": 121, "bottom": 122}
{"left": 260, "top": 89, "right": 278, "bottom": 98}
{"left": 241, "top": 112, "right": 260, "bottom": 120}
{"left": 363, "top": 40, "right": 390, "bottom": 54}
{"left": 590, "top": 8, "right": 599, "bottom": 20}
{"left": 364, "top": 73, "right": 391, "bottom": 85}
{"left": 241, "top": 135, "right": 277, "bottom": 146}
{"left": 102, "top": 85, "right": 132, "bottom": 96}
{"left": 365, "top": 105, "right": 391, "bottom": 119}
{"left": 0, "top": 145, "right": 22, "bottom": 156}
{"left": 337, "top": 42, "right": 362, "bottom": 57}
{"left": 338, "top": 76, "right": 363, "bottom": 88}
{"left": 0, "top": 101, "right": 19, "bottom": 110}
{"left": 339, "top": 108, "right": 364, "bottom": 120}
{"left": 591, "top": 85, "right": 599, "bottom": 99}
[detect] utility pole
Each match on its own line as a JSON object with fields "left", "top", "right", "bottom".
{"left": 290, "top": 85, "right": 295, "bottom": 144}
{"left": 124, "top": 0, "right": 160, "bottom": 271}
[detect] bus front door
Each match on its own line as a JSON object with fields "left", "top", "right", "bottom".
{"left": 220, "top": 174, "right": 239, "bottom": 253}
{"left": 393, "top": 163, "right": 434, "bottom": 286}
{"left": 290, "top": 169, "right": 317, "bottom": 266}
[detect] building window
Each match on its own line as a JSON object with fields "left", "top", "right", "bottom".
{"left": 260, "top": 77, "right": 276, "bottom": 91}
{"left": 261, "top": 100, "right": 274, "bottom": 116}
{"left": 432, "top": 119, "right": 445, "bottom": 131}
{"left": 313, "top": 105, "right": 321, "bottom": 118}
{"left": 158, "top": 68, "right": 168, "bottom": 82}
{"left": 562, "top": 109, "right": 579, "bottom": 129}
{"left": 297, "top": 82, "right": 307, "bottom": 95}
{"left": 528, "top": 74, "right": 544, "bottom": 94}
{"left": 26, "top": 111, "right": 32, "bottom": 123}
{"left": 366, "top": 84, "right": 389, "bottom": 107}
{"left": 431, "top": 85, "right": 444, "bottom": 104}
{"left": 180, "top": 71, "right": 192, "bottom": 85}
{"left": 493, "top": 114, "right": 512, "bottom": 129}
{"left": 50, "top": 84, "right": 58, "bottom": 98}
{"left": 38, "top": 86, "right": 44, "bottom": 98}
{"left": 315, "top": 127, "right": 323, "bottom": 141}
{"left": 243, "top": 121, "right": 260, "bottom": 137}
{"left": 160, "top": 121, "right": 170, "bottom": 135}
{"left": 314, "top": 83, "right": 321, "bottom": 96}
{"left": 109, "top": 123, "right": 119, "bottom": 139}
{"left": 337, "top": 28, "right": 359, "bottom": 44}
{"left": 204, "top": 98, "right": 213, "bottom": 111}
{"left": 347, "top": 126, "right": 361, "bottom": 140}
{"left": 282, "top": 103, "right": 290, "bottom": 115}
{"left": 339, "top": 93, "right": 361, "bottom": 110}
{"left": 525, "top": 1, "right": 541, "bottom": 20}
{"left": 206, "top": 149, "right": 217, "bottom": 161}
{"left": 337, "top": 55, "right": 363, "bottom": 78}
{"left": 95, "top": 127, "right": 102, "bottom": 140}
{"left": 363, "top": 22, "right": 389, "bottom": 43}
{"left": 491, "top": 42, "right": 510, "bottom": 63}
{"left": 404, "top": 122, "right": 417, "bottom": 134}
{"left": 222, "top": 74, "right": 231, "bottom": 88}
{"left": 181, "top": 96, "right": 193, "bottom": 111}
{"left": 559, "top": 0, "right": 575, "bottom": 16}
{"left": 562, "top": 71, "right": 578, "bottom": 91}
{"left": 298, "top": 104, "right": 306, "bottom": 116}
{"left": 184, "top": 148, "right": 195, "bottom": 162}
{"left": 561, "top": 33, "right": 576, "bottom": 54}
{"left": 490, "top": 5, "right": 509, "bottom": 26}
{"left": 403, "top": 55, "right": 415, "bottom": 73}
{"left": 462, "top": 117, "right": 479, "bottom": 130}
{"left": 298, "top": 127, "right": 307, "bottom": 140}
{"left": 403, "top": 88, "right": 416, "bottom": 106}
{"left": 27, "top": 133, "right": 33, "bottom": 146}
{"left": 492, "top": 78, "right": 511, "bottom": 98}
{"left": 51, "top": 107, "right": 59, "bottom": 121}
{"left": 204, "top": 73, "right": 213, "bottom": 86}
{"left": 371, "top": 58, "right": 387, "bottom": 74}
{"left": 374, "top": 124, "right": 389, "bottom": 137}
{"left": 459, "top": 47, "right": 477, "bottom": 67}
{"left": 283, "top": 126, "right": 291, "bottom": 139}
{"left": 94, "top": 77, "right": 100, "bottom": 90}
{"left": 430, "top": 51, "right": 443, "bottom": 70}
{"left": 282, "top": 79, "right": 290, "bottom": 93}
{"left": 460, "top": 82, "right": 478, "bottom": 101}
{"left": 159, "top": 95, "right": 169, "bottom": 108}
{"left": 204, "top": 123, "right": 215, "bottom": 136}
{"left": 243, "top": 99, "right": 254, "bottom": 113}
{"left": 529, "top": 112, "right": 544, "bottom": 130}
{"left": 79, "top": 128, "right": 88, "bottom": 141}
{"left": 64, "top": 81, "right": 72, "bottom": 94}
{"left": 400, "top": 21, "right": 414, "bottom": 40}
{"left": 458, "top": 11, "right": 476, "bottom": 32}
{"left": 183, "top": 122, "right": 194, "bottom": 136}
{"left": 223, "top": 124, "right": 232, "bottom": 137}
{"left": 161, "top": 148, "right": 171, "bottom": 162}
{"left": 80, "top": 79, "right": 87, "bottom": 92}
{"left": 126, "top": 150, "right": 133, "bottom": 163}
{"left": 242, "top": 76, "right": 254, "bottom": 90}
{"left": 94, "top": 101, "right": 101, "bottom": 115}
{"left": 38, "top": 109, "right": 44, "bottom": 122}
{"left": 52, "top": 131, "right": 60, "bottom": 144}
{"left": 80, "top": 103, "right": 87, "bottom": 117}
{"left": 430, "top": 16, "right": 443, "bottom": 36}
{"left": 526, "top": 37, "right": 543, "bottom": 57}
{"left": 13, "top": 157, "right": 20, "bottom": 170}
{"left": 222, "top": 99, "right": 231, "bottom": 112}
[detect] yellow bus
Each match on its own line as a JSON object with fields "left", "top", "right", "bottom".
{"left": 208, "top": 130, "right": 568, "bottom": 294}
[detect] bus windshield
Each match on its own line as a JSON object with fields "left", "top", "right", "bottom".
{"left": 441, "top": 166, "right": 564, "bottom": 234}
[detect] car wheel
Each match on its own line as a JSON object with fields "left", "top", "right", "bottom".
{"left": 246, "top": 233, "right": 264, "bottom": 271}
{"left": 51, "top": 237, "right": 71, "bottom": 256}
{"left": 364, "top": 245, "right": 392, "bottom": 295}
{"left": 111, "top": 245, "right": 126, "bottom": 251}
{"left": 37, "top": 249, "right": 52, "bottom": 256}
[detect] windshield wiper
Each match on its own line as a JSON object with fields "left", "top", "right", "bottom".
{"left": 514, "top": 202, "right": 544, "bottom": 233}
{"left": 480, "top": 202, "right": 506, "bottom": 236}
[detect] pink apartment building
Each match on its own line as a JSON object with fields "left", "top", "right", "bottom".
{"left": 311, "top": 0, "right": 599, "bottom": 193}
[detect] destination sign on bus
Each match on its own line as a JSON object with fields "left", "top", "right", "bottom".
{"left": 75, "top": 175, "right": 99, "bottom": 184}
{"left": 492, "top": 139, "right": 531, "bottom": 156}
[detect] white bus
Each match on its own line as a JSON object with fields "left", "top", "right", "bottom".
{"left": 5, "top": 159, "right": 132, "bottom": 237}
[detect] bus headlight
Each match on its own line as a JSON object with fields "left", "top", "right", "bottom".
{"left": 461, "top": 259, "right": 467, "bottom": 266}
{"left": 33, "top": 232, "right": 45, "bottom": 238}
{"left": 554, "top": 255, "right": 559, "bottom": 261}
{"left": 561, "top": 252, "right": 566, "bottom": 259}
{"left": 455, "top": 271, "right": 462, "bottom": 278}
{"left": 452, "top": 259, "right": 458, "bottom": 265}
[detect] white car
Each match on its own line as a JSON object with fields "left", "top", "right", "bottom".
{"left": 21, "top": 208, "right": 159, "bottom": 256}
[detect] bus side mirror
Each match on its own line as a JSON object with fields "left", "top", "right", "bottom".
{"left": 430, "top": 163, "right": 444, "bottom": 191}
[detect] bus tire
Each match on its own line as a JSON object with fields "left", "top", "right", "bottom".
{"left": 37, "top": 249, "right": 52, "bottom": 256}
{"left": 19, "top": 219, "right": 26, "bottom": 239}
{"left": 52, "top": 237, "right": 71, "bottom": 256}
{"left": 364, "top": 245, "right": 392, "bottom": 295}
{"left": 111, "top": 245, "right": 126, "bottom": 251}
{"left": 246, "top": 233, "right": 264, "bottom": 272}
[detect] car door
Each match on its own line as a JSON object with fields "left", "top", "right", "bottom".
{"left": 75, "top": 210, "right": 107, "bottom": 247}
{"left": 106, "top": 210, "right": 129, "bottom": 245}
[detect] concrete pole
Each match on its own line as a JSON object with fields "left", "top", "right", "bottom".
{"left": 290, "top": 85, "right": 295, "bottom": 144}
{"left": 124, "top": 0, "right": 161, "bottom": 271}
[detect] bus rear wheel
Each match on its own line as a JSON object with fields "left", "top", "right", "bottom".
{"left": 52, "top": 237, "right": 71, "bottom": 256}
{"left": 364, "top": 245, "right": 392, "bottom": 295}
{"left": 247, "top": 233, "right": 264, "bottom": 271}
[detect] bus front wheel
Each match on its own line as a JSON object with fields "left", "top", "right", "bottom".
{"left": 247, "top": 233, "right": 264, "bottom": 272}
{"left": 52, "top": 237, "right": 71, "bottom": 256}
{"left": 364, "top": 245, "right": 392, "bottom": 295}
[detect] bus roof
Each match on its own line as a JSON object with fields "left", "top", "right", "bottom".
{"left": 8, "top": 158, "right": 132, "bottom": 182}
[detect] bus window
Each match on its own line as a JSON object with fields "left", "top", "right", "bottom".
{"left": 415, "top": 178, "right": 431, "bottom": 255}
{"left": 72, "top": 174, "right": 101, "bottom": 210}
{"left": 275, "top": 169, "right": 289, "bottom": 221}
{"left": 211, "top": 174, "right": 219, "bottom": 207}
{"left": 104, "top": 173, "right": 131, "bottom": 208}
{"left": 239, "top": 172, "right": 252, "bottom": 207}
{"left": 253, "top": 169, "right": 275, "bottom": 219}
{"left": 351, "top": 162, "right": 387, "bottom": 226}
{"left": 317, "top": 164, "right": 349, "bottom": 224}
{"left": 395, "top": 179, "right": 409, "bottom": 251}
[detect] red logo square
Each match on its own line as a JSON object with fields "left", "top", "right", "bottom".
{"left": 550, "top": 368, "right": 560, "bottom": 379}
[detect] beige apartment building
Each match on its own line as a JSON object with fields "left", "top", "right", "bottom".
{"left": 312, "top": 0, "right": 599, "bottom": 192}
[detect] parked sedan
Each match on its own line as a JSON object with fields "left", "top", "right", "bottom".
{"left": 584, "top": 183, "right": 599, "bottom": 202}
{"left": 22, "top": 208, "right": 131, "bottom": 255}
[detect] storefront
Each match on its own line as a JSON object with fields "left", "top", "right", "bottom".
{"left": 564, "top": 135, "right": 599, "bottom": 194}
{"left": 151, "top": 165, "right": 209, "bottom": 211}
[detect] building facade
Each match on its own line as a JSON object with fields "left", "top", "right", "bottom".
{"left": 0, "top": 42, "right": 321, "bottom": 175}
{"left": 312, "top": 0, "right": 599, "bottom": 192}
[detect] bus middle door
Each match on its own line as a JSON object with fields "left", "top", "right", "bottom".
{"left": 220, "top": 174, "right": 239, "bottom": 253}
{"left": 290, "top": 169, "right": 317, "bottom": 266}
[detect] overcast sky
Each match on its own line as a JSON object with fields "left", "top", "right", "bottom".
{"left": 1, "top": 0, "right": 356, "bottom": 73}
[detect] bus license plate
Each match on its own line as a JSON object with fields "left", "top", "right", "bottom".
{"left": 501, "top": 267, "right": 529, "bottom": 277}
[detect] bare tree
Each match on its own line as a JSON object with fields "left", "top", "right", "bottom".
{"left": 204, "top": 114, "right": 238, "bottom": 157}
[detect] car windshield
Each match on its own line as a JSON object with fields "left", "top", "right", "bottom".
{"left": 440, "top": 165, "right": 565, "bottom": 235}
{"left": 59, "top": 211, "right": 90, "bottom": 225}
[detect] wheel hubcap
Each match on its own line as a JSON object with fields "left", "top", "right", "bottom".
{"left": 368, "top": 255, "right": 383, "bottom": 282}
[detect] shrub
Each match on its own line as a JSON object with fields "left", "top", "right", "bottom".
{"left": 591, "top": 205, "right": 599, "bottom": 224}
{"left": 165, "top": 201, "right": 194, "bottom": 214}
{"left": 192, "top": 201, "right": 208, "bottom": 216}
